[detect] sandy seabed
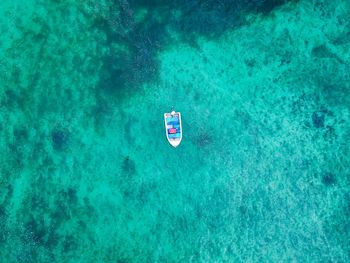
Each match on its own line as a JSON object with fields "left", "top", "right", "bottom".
{"left": 0, "top": 0, "right": 349, "bottom": 262}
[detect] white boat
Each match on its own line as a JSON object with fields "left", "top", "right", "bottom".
{"left": 164, "top": 110, "right": 182, "bottom": 147}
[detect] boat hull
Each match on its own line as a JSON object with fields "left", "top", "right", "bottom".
{"left": 164, "top": 112, "right": 182, "bottom": 147}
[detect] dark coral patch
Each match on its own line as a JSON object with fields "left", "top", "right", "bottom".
{"left": 122, "top": 156, "right": 136, "bottom": 176}
{"left": 171, "top": 0, "right": 292, "bottom": 37}
{"left": 13, "top": 127, "right": 29, "bottom": 143}
{"left": 323, "top": 125, "right": 337, "bottom": 141}
{"left": 63, "top": 234, "right": 78, "bottom": 253}
{"left": 3, "top": 89, "right": 25, "bottom": 109}
{"left": 53, "top": 199, "right": 71, "bottom": 222}
{"left": 255, "top": 0, "right": 290, "bottom": 14}
{"left": 93, "top": 0, "right": 293, "bottom": 99}
{"left": 312, "top": 44, "right": 344, "bottom": 63}
{"left": 196, "top": 132, "right": 212, "bottom": 147}
{"left": 322, "top": 172, "right": 336, "bottom": 186}
{"left": 98, "top": 52, "right": 132, "bottom": 94}
{"left": 24, "top": 216, "right": 48, "bottom": 246}
{"left": 0, "top": 205, "right": 6, "bottom": 244}
{"left": 0, "top": 205, "right": 5, "bottom": 218}
{"left": 60, "top": 188, "right": 78, "bottom": 205}
{"left": 51, "top": 129, "right": 69, "bottom": 151}
{"left": 82, "top": 197, "right": 97, "bottom": 218}
{"left": 312, "top": 111, "right": 325, "bottom": 128}
{"left": 312, "top": 45, "right": 333, "bottom": 58}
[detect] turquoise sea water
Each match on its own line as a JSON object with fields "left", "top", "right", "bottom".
{"left": 0, "top": 0, "right": 349, "bottom": 262}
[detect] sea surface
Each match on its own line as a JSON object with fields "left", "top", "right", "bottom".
{"left": 0, "top": 0, "right": 349, "bottom": 262}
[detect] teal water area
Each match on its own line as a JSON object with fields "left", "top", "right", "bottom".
{"left": 0, "top": 0, "right": 349, "bottom": 262}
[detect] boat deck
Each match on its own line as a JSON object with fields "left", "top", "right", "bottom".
{"left": 164, "top": 112, "right": 182, "bottom": 147}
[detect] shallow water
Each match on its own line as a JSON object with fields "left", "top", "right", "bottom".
{"left": 0, "top": 0, "right": 349, "bottom": 262}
